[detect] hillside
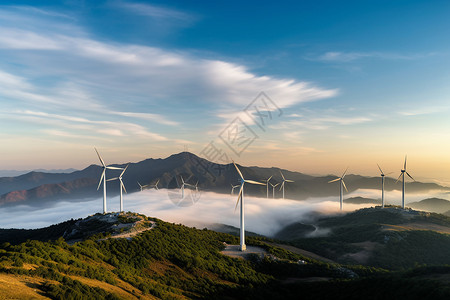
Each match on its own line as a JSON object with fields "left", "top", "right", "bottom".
{"left": 408, "top": 198, "right": 450, "bottom": 214}
{"left": 1, "top": 212, "right": 450, "bottom": 299}
{"left": 0, "top": 152, "right": 448, "bottom": 208}
{"left": 276, "top": 206, "right": 450, "bottom": 270}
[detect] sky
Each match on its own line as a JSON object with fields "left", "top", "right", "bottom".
{"left": 1, "top": 1, "right": 450, "bottom": 184}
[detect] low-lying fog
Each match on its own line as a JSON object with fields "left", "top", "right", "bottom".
{"left": 0, "top": 188, "right": 447, "bottom": 237}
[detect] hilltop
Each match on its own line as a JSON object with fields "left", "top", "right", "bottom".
{"left": 1, "top": 212, "right": 450, "bottom": 299}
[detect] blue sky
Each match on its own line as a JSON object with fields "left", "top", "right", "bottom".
{"left": 0, "top": 0, "right": 450, "bottom": 183}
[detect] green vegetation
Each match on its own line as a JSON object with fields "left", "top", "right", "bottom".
{"left": 0, "top": 212, "right": 449, "bottom": 299}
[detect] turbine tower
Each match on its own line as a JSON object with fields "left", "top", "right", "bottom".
{"left": 233, "top": 161, "right": 265, "bottom": 251}
{"left": 328, "top": 167, "right": 348, "bottom": 211}
{"left": 377, "top": 164, "right": 392, "bottom": 208}
{"left": 396, "top": 156, "right": 415, "bottom": 209}
{"left": 279, "top": 171, "right": 294, "bottom": 199}
{"left": 270, "top": 182, "right": 279, "bottom": 198}
{"left": 95, "top": 147, "right": 123, "bottom": 214}
{"left": 265, "top": 175, "right": 273, "bottom": 198}
{"left": 107, "top": 165, "right": 128, "bottom": 213}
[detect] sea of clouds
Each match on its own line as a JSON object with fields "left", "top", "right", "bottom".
{"left": 0, "top": 188, "right": 447, "bottom": 237}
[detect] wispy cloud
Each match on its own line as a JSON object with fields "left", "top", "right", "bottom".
{"left": 117, "top": 1, "right": 195, "bottom": 23}
{"left": 316, "top": 51, "right": 435, "bottom": 63}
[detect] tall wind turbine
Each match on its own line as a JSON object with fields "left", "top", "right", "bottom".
{"left": 95, "top": 148, "right": 124, "bottom": 214}
{"left": 377, "top": 164, "right": 392, "bottom": 208}
{"left": 233, "top": 161, "right": 265, "bottom": 251}
{"left": 396, "top": 156, "right": 415, "bottom": 209}
{"left": 231, "top": 184, "right": 240, "bottom": 195}
{"left": 279, "top": 171, "right": 294, "bottom": 199}
{"left": 328, "top": 168, "right": 348, "bottom": 211}
{"left": 270, "top": 182, "right": 279, "bottom": 199}
{"left": 107, "top": 165, "right": 128, "bottom": 213}
{"left": 265, "top": 175, "right": 273, "bottom": 198}
{"left": 180, "top": 176, "right": 193, "bottom": 199}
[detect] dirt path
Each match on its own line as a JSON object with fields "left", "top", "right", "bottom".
{"left": 108, "top": 221, "right": 156, "bottom": 240}
{"left": 264, "top": 242, "right": 336, "bottom": 264}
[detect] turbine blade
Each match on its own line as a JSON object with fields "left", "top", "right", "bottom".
{"left": 280, "top": 171, "right": 286, "bottom": 181}
{"left": 107, "top": 166, "right": 123, "bottom": 170}
{"left": 274, "top": 183, "right": 280, "bottom": 187}
{"left": 342, "top": 180, "right": 348, "bottom": 192}
{"left": 137, "top": 182, "right": 142, "bottom": 188}
{"left": 120, "top": 165, "right": 128, "bottom": 177}
{"left": 235, "top": 185, "right": 244, "bottom": 212}
{"left": 156, "top": 179, "right": 160, "bottom": 185}
{"left": 395, "top": 173, "right": 402, "bottom": 183}
{"left": 328, "top": 178, "right": 340, "bottom": 183}
{"left": 406, "top": 172, "right": 415, "bottom": 181}
{"left": 342, "top": 167, "right": 349, "bottom": 178}
{"left": 121, "top": 180, "right": 127, "bottom": 193}
{"left": 97, "top": 170, "right": 105, "bottom": 190}
{"left": 232, "top": 161, "right": 245, "bottom": 180}
{"left": 94, "top": 147, "right": 106, "bottom": 167}
{"left": 279, "top": 182, "right": 284, "bottom": 191}
{"left": 106, "top": 177, "right": 118, "bottom": 181}
{"left": 181, "top": 176, "right": 185, "bottom": 184}
{"left": 404, "top": 155, "right": 407, "bottom": 170}
{"left": 377, "top": 163, "right": 384, "bottom": 175}
{"left": 286, "top": 180, "right": 294, "bottom": 183}
{"left": 245, "top": 179, "right": 265, "bottom": 186}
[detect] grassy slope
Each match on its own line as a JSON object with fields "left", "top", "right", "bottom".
{"left": 0, "top": 213, "right": 450, "bottom": 299}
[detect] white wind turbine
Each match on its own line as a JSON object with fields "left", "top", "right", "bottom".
{"left": 137, "top": 182, "right": 149, "bottom": 191}
{"left": 377, "top": 164, "right": 392, "bottom": 208}
{"left": 265, "top": 175, "right": 273, "bottom": 198}
{"left": 107, "top": 165, "right": 128, "bottom": 213}
{"left": 270, "top": 182, "right": 279, "bottom": 199}
{"left": 279, "top": 171, "right": 294, "bottom": 199}
{"left": 396, "top": 156, "right": 415, "bottom": 209}
{"left": 328, "top": 167, "right": 348, "bottom": 211}
{"left": 150, "top": 179, "right": 160, "bottom": 190}
{"left": 180, "top": 176, "right": 193, "bottom": 199}
{"left": 95, "top": 147, "right": 124, "bottom": 214}
{"left": 233, "top": 161, "right": 265, "bottom": 251}
{"left": 231, "top": 184, "right": 240, "bottom": 195}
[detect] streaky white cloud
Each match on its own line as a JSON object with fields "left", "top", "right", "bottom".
{"left": 317, "top": 51, "right": 436, "bottom": 63}
{"left": 117, "top": 1, "right": 195, "bottom": 22}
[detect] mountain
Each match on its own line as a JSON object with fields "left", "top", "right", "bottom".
{"left": 408, "top": 198, "right": 450, "bottom": 213}
{"left": 344, "top": 196, "right": 379, "bottom": 204}
{"left": 0, "top": 151, "right": 448, "bottom": 208}
{"left": 1, "top": 212, "right": 450, "bottom": 299}
{"left": 275, "top": 206, "right": 450, "bottom": 270}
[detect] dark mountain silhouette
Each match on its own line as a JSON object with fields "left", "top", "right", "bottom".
{"left": 408, "top": 198, "right": 450, "bottom": 214}
{"left": 0, "top": 152, "right": 448, "bottom": 207}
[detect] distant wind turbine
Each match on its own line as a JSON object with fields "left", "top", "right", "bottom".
{"left": 231, "top": 184, "right": 240, "bottom": 195}
{"left": 279, "top": 171, "right": 294, "bottom": 199}
{"left": 180, "top": 176, "right": 193, "bottom": 199}
{"left": 137, "top": 182, "right": 149, "bottom": 191}
{"left": 107, "top": 165, "right": 128, "bottom": 213}
{"left": 270, "top": 182, "right": 279, "bottom": 199}
{"left": 95, "top": 147, "right": 124, "bottom": 214}
{"left": 150, "top": 179, "right": 160, "bottom": 190}
{"left": 377, "top": 164, "right": 392, "bottom": 208}
{"left": 233, "top": 161, "right": 265, "bottom": 251}
{"left": 396, "top": 156, "right": 415, "bottom": 209}
{"left": 328, "top": 167, "right": 348, "bottom": 211}
{"left": 265, "top": 175, "right": 273, "bottom": 198}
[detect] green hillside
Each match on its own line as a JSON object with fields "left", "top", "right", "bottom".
{"left": 0, "top": 212, "right": 450, "bottom": 299}
{"left": 278, "top": 206, "right": 450, "bottom": 270}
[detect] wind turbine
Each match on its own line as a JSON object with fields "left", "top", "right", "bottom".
{"left": 279, "top": 171, "right": 294, "bottom": 199}
{"left": 95, "top": 147, "right": 124, "bottom": 214}
{"left": 377, "top": 164, "right": 392, "bottom": 208}
{"left": 193, "top": 181, "right": 199, "bottom": 192}
{"left": 233, "top": 161, "right": 265, "bottom": 251}
{"left": 231, "top": 184, "right": 240, "bottom": 195}
{"left": 107, "top": 165, "right": 128, "bottom": 213}
{"left": 180, "top": 176, "right": 193, "bottom": 199}
{"left": 265, "top": 175, "right": 273, "bottom": 198}
{"left": 396, "top": 156, "right": 415, "bottom": 209}
{"left": 328, "top": 168, "right": 348, "bottom": 211}
{"left": 270, "top": 182, "right": 279, "bottom": 198}
{"left": 137, "top": 182, "right": 149, "bottom": 191}
{"left": 150, "top": 179, "right": 160, "bottom": 190}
